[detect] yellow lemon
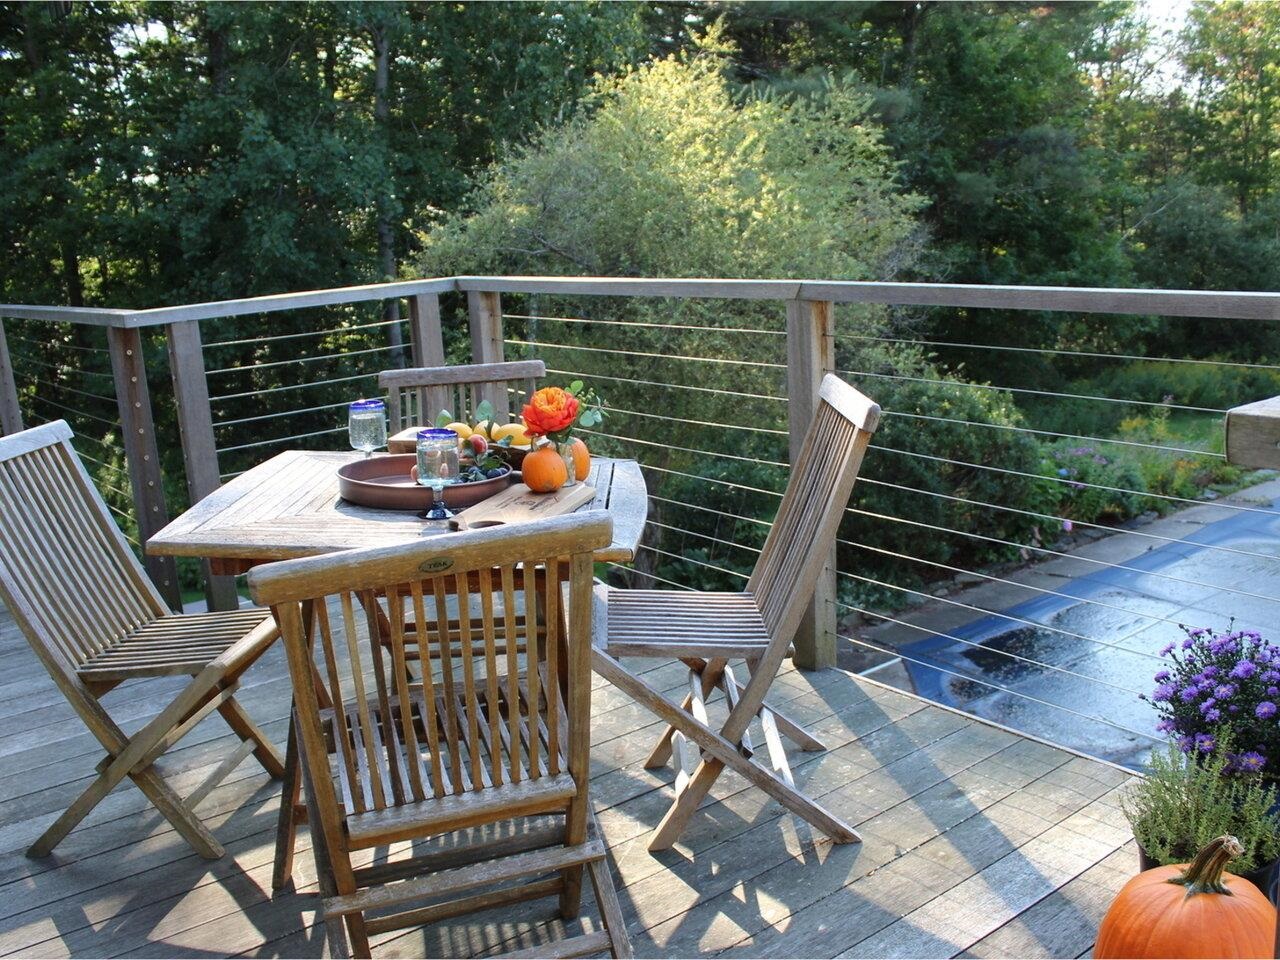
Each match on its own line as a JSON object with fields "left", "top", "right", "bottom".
{"left": 472, "top": 419, "right": 500, "bottom": 440}
{"left": 491, "top": 423, "right": 530, "bottom": 447}
{"left": 444, "top": 421, "right": 473, "bottom": 439}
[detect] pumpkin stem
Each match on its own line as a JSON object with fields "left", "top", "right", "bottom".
{"left": 1167, "top": 835, "right": 1245, "bottom": 897}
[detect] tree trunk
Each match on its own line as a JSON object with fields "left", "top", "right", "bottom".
{"left": 371, "top": 23, "right": 404, "bottom": 364}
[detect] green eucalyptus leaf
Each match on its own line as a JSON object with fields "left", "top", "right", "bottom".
{"left": 435, "top": 409, "right": 453, "bottom": 428}
{"left": 474, "top": 399, "right": 495, "bottom": 423}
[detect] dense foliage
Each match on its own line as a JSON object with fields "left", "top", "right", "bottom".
{"left": 4, "top": 1, "right": 1280, "bottom": 599}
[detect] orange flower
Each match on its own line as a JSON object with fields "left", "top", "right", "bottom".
{"left": 522, "top": 386, "right": 579, "bottom": 438}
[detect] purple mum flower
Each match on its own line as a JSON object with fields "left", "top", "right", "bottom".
{"left": 1180, "top": 686, "right": 1200, "bottom": 702}
{"left": 1194, "top": 733, "right": 1216, "bottom": 753}
{"left": 1263, "top": 670, "right": 1280, "bottom": 683}
{"left": 1238, "top": 751, "right": 1267, "bottom": 772}
{"left": 1203, "top": 665, "right": 1220, "bottom": 677}
{"left": 1152, "top": 683, "right": 1176, "bottom": 702}
{"left": 1154, "top": 670, "right": 1170, "bottom": 683}
{"left": 1159, "top": 642, "right": 1176, "bottom": 657}
{"left": 1204, "top": 708, "right": 1222, "bottom": 722}
{"left": 1156, "top": 719, "right": 1174, "bottom": 733}
{"left": 1230, "top": 705, "right": 1241, "bottom": 713}
{"left": 1178, "top": 735, "right": 1195, "bottom": 753}
{"left": 1256, "top": 701, "right": 1277, "bottom": 720}
{"left": 1231, "top": 660, "right": 1258, "bottom": 680}
{"left": 1214, "top": 684, "right": 1236, "bottom": 699}
{"left": 1199, "top": 698, "right": 1218, "bottom": 714}
{"left": 1269, "top": 686, "right": 1280, "bottom": 697}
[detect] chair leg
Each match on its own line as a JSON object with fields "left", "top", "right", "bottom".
{"left": 217, "top": 696, "right": 286, "bottom": 778}
{"left": 343, "top": 914, "right": 372, "bottom": 959}
{"left": 273, "top": 713, "right": 303, "bottom": 890}
{"left": 649, "top": 758, "right": 721, "bottom": 852}
{"left": 643, "top": 658, "right": 726, "bottom": 769}
{"left": 559, "top": 864, "right": 585, "bottom": 919}
{"left": 587, "top": 858, "right": 634, "bottom": 959}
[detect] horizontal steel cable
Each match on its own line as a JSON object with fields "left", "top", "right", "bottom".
{"left": 215, "top": 398, "right": 352, "bottom": 430}
{"left": 838, "top": 367, "right": 1227, "bottom": 415}
{"left": 577, "top": 426, "right": 789, "bottom": 467}
{"left": 604, "top": 562, "right": 696, "bottom": 591}
{"left": 858, "top": 474, "right": 1280, "bottom": 565}
{"left": 217, "top": 424, "right": 347, "bottom": 454}
{"left": 837, "top": 536, "right": 1195, "bottom": 633}
{"left": 506, "top": 339, "right": 787, "bottom": 369}
{"left": 543, "top": 365, "right": 786, "bottom": 402}
{"left": 878, "top": 408, "right": 1225, "bottom": 459}
{"left": 645, "top": 518, "right": 764, "bottom": 555}
{"left": 29, "top": 395, "right": 118, "bottom": 428}
{"left": 638, "top": 461, "right": 784, "bottom": 498}
{"left": 7, "top": 333, "right": 108, "bottom": 355}
{"left": 841, "top": 333, "right": 1280, "bottom": 372}
{"left": 869, "top": 434, "right": 1269, "bottom": 518}
{"left": 608, "top": 405, "right": 788, "bottom": 437}
{"left": 12, "top": 354, "right": 114, "bottom": 379}
{"left": 846, "top": 504, "right": 1280, "bottom": 608}
{"left": 834, "top": 567, "right": 1163, "bottom": 667}
{"left": 205, "top": 316, "right": 407, "bottom": 349}
{"left": 507, "top": 313, "right": 786, "bottom": 336}
{"left": 636, "top": 543, "right": 751, "bottom": 581}
{"left": 206, "top": 343, "right": 397, "bottom": 376}
{"left": 830, "top": 603, "right": 1162, "bottom": 744}
{"left": 647, "top": 493, "right": 772, "bottom": 529}
{"left": 210, "top": 370, "right": 376, "bottom": 402}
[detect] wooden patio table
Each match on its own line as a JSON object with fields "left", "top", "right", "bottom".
{"left": 147, "top": 448, "right": 647, "bottom": 572}
{"left": 146, "top": 447, "right": 647, "bottom": 891}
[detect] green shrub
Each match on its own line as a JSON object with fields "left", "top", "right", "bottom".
{"left": 1041, "top": 441, "right": 1148, "bottom": 524}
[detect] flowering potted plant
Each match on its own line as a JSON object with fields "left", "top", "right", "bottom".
{"left": 519, "top": 381, "right": 605, "bottom": 492}
{"left": 1145, "top": 624, "right": 1280, "bottom": 778}
{"left": 1137, "top": 624, "right": 1280, "bottom": 902}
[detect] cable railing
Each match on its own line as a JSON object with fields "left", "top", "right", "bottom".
{"left": 497, "top": 290, "right": 1280, "bottom": 770}
{"left": 4, "top": 274, "right": 1279, "bottom": 772}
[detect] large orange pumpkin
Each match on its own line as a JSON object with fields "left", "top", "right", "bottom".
{"left": 1094, "top": 836, "right": 1276, "bottom": 959}
{"left": 521, "top": 444, "right": 567, "bottom": 493}
{"left": 565, "top": 438, "right": 590, "bottom": 481}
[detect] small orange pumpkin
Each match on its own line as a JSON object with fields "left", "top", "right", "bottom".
{"left": 521, "top": 444, "right": 567, "bottom": 493}
{"left": 1094, "top": 836, "right": 1276, "bottom": 959}
{"left": 565, "top": 437, "right": 590, "bottom": 481}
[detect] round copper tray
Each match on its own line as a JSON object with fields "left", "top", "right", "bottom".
{"left": 337, "top": 455, "right": 513, "bottom": 511}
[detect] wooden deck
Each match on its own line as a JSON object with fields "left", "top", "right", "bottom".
{"left": 0, "top": 599, "right": 1137, "bottom": 959}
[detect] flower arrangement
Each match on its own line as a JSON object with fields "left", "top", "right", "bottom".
{"left": 521, "top": 380, "right": 605, "bottom": 445}
{"left": 1145, "top": 623, "right": 1280, "bottom": 777}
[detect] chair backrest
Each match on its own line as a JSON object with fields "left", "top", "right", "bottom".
{"left": 0, "top": 421, "right": 167, "bottom": 677}
{"left": 748, "top": 375, "right": 879, "bottom": 645}
{"left": 247, "top": 512, "right": 611, "bottom": 837}
{"left": 378, "top": 360, "right": 546, "bottom": 432}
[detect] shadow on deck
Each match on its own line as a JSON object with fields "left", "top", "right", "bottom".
{"left": 0, "top": 601, "right": 1135, "bottom": 958}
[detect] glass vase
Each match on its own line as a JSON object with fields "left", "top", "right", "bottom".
{"left": 557, "top": 441, "right": 577, "bottom": 488}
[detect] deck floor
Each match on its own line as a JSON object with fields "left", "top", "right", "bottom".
{"left": 0, "top": 601, "right": 1137, "bottom": 959}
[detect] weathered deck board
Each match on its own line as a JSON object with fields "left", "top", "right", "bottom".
{"left": 0, "top": 600, "right": 1139, "bottom": 959}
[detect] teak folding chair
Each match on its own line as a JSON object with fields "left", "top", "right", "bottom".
{"left": 592, "top": 374, "right": 879, "bottom": 851}
{"left": 0, "top": 421, "right": 283, "bottom": 859}
{"left": 248, "top": 512, "right": 631, "bottom": 959}
{"left": 378, "top": 360, "right": 546, "bottom": 432}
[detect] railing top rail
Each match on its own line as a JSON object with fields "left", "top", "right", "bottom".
{"left": 455, "top": 276, "right": 1280, "bottom": 320}
{"left": 3, "top": 274, "right": 1280, "bottom": 326}
{"left": 0, "top": 278, "right": 456, "bottom": 329}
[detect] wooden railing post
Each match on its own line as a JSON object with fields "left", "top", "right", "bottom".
{"left": 167, "top": 320, "right": 239, "bottom": 611}
{"left": 467, "top": 290, "right": 506, "bottom": 411}
{"left": 0, "top": 319, "right": 22, "bottom": 436}
{"left": 107, "top": 325, "right": 182, "bottom": 611}
{"left": 408, "top": 293, "right": 446, "bottom": 368}
{"left": 786, "top": 298, "right": 837, "bottom": 670}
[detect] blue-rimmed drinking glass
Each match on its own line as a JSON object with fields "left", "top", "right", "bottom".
{"left": 348, "top": 399, "right": 387, "bottom": 458}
